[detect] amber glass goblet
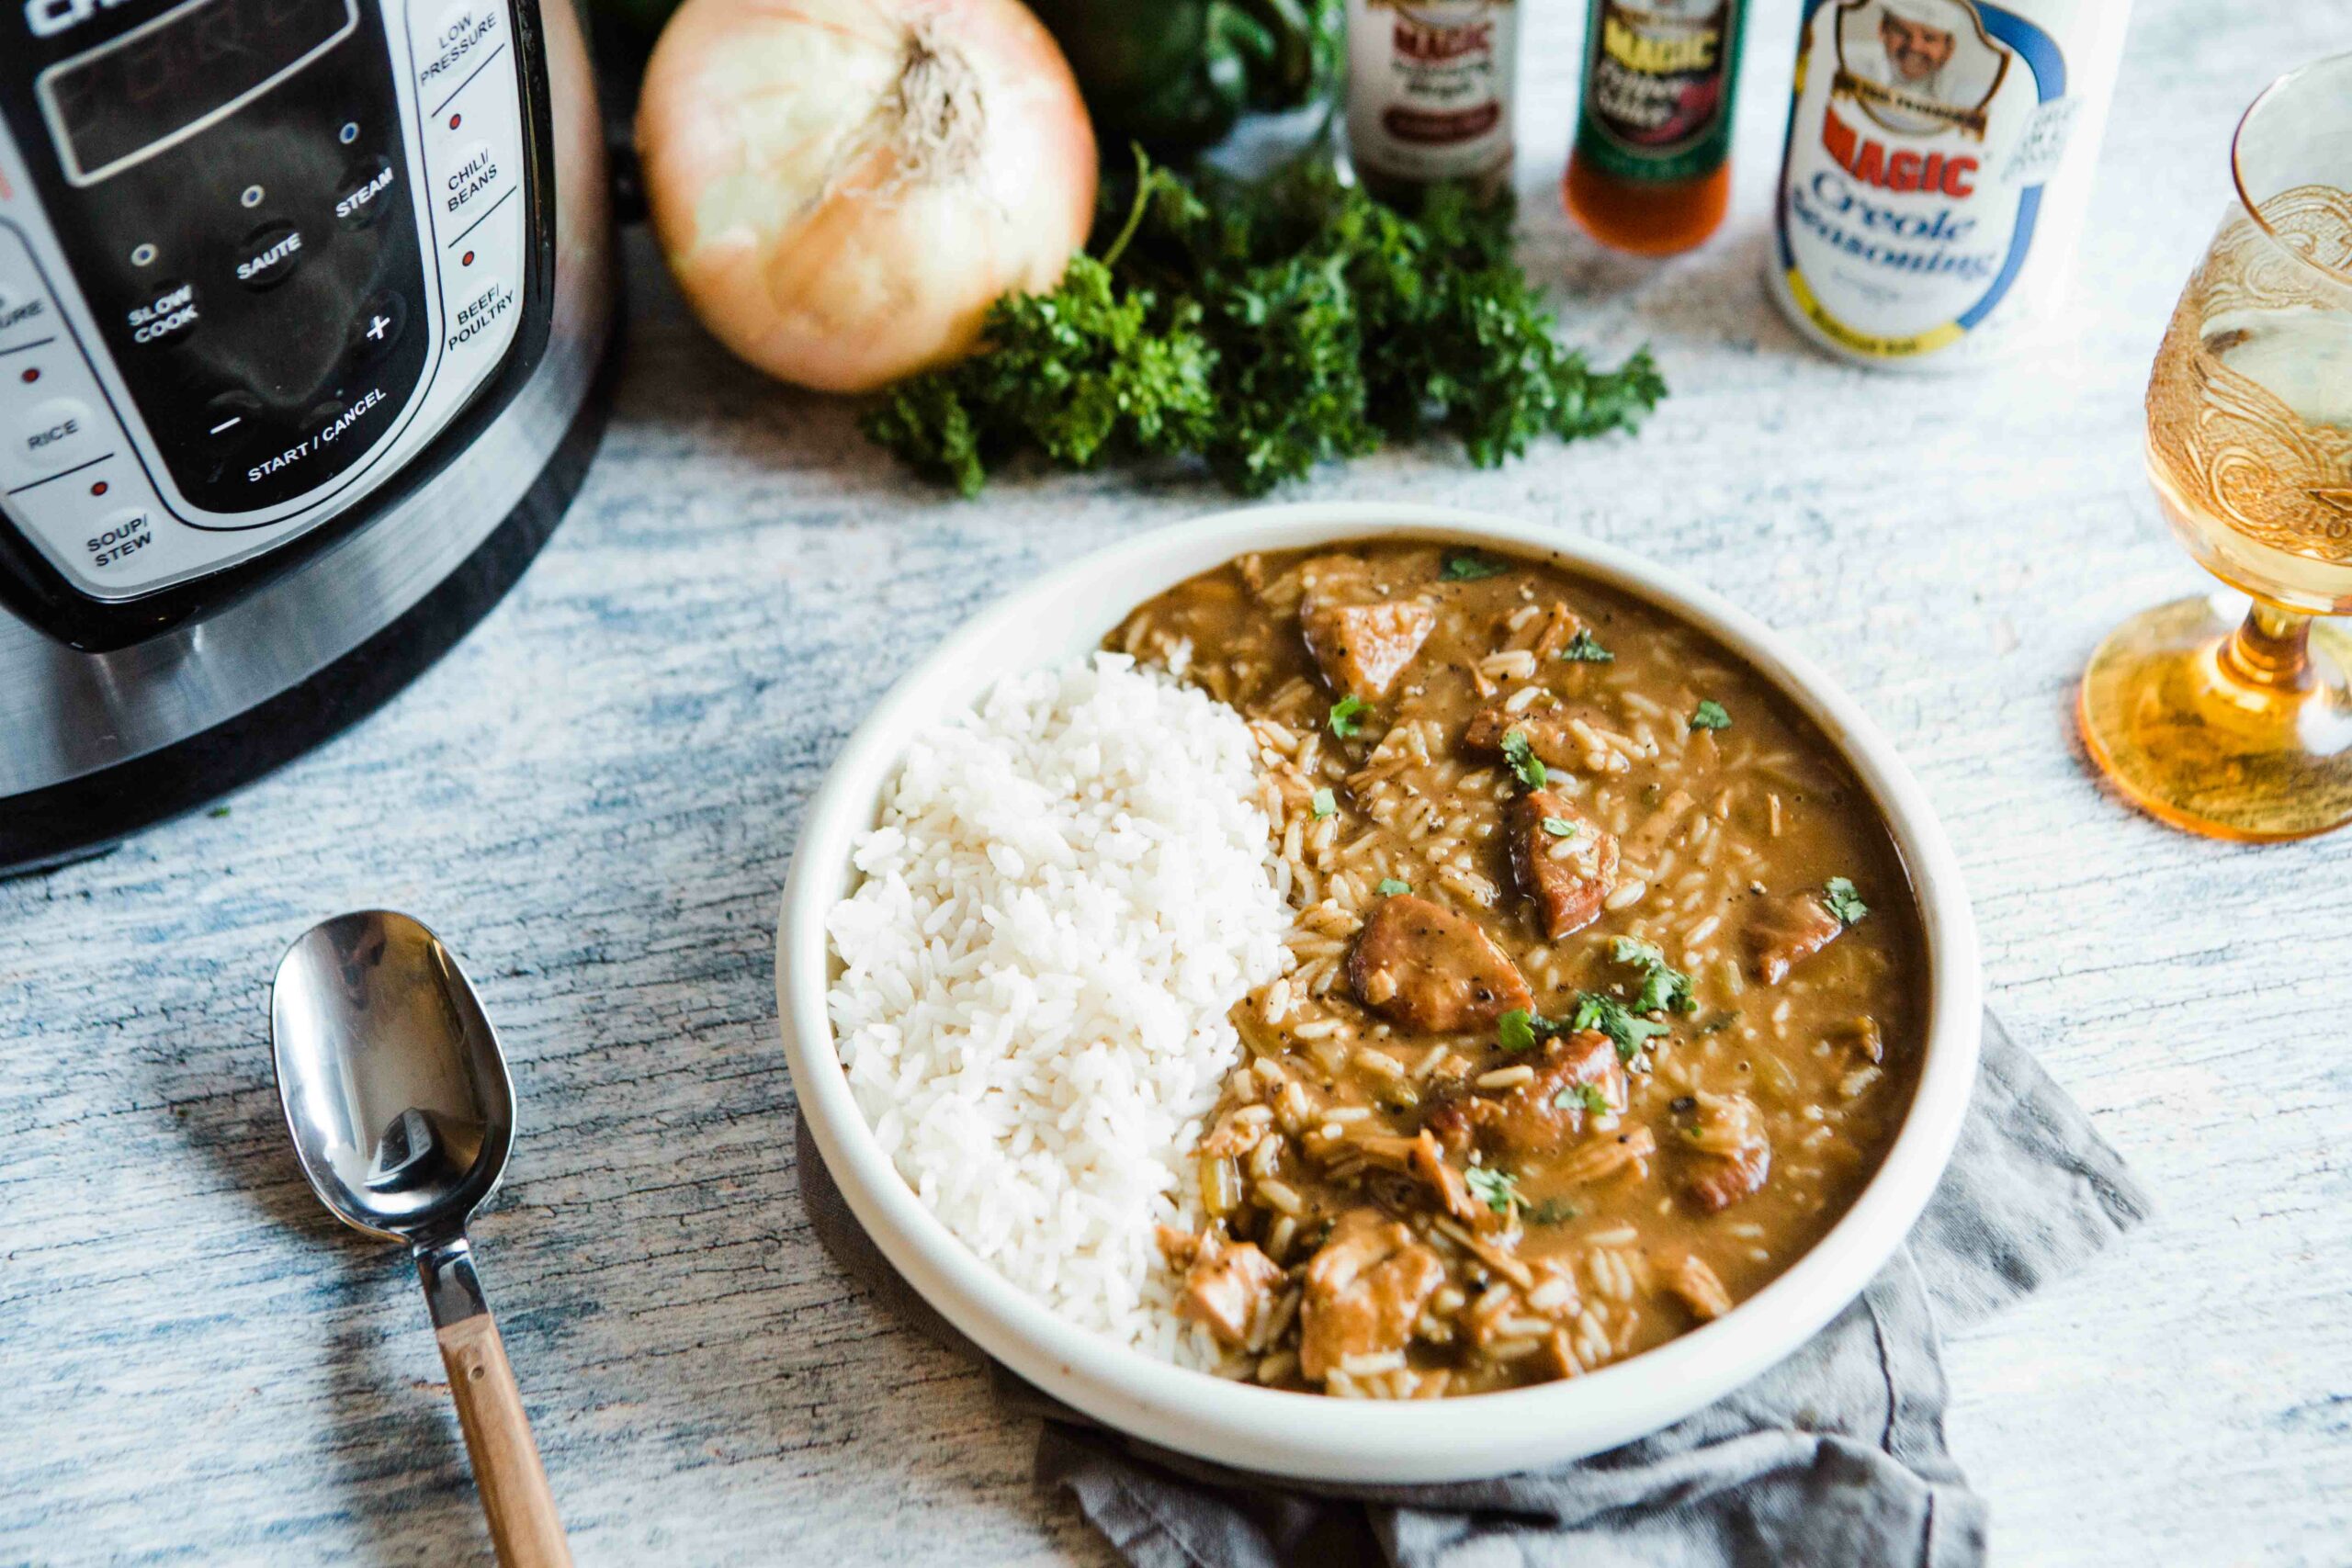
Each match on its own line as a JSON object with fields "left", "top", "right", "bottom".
{"left": 2079, "top": 53, "right": 2352, "bottom": 840}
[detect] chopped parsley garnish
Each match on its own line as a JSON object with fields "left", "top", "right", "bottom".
{"left": 1311, "top": 787, "right": 1337, "bottom": 819}
{"left": 1689, "top": 699, "right": 1732, "bottom": 732}
{"left": 1525, "top": 1198, "right": 1578, "bottom": 1225}
{"left": 1612, "top": 935, "right": 1668, "bottom": 970}
{"left": 1633, "top": 965, "right": 1694, "bottom": 1018}
{"left": 1540, "top": 816, "right": 1580, "bottom": 839}
{"left": 1500, "top": 728, "right": 1548, "bottom": 790}
{"left": 1611, "top": 936, "right": 1697, "bottom": 1016}
{"left": 1464, "top": 1166, "right": 1521, "bottom": 1214}
{"left": 1441, "top": 553, "right": 1509, "bottom": 581}
{"left": 1376, "top": 877, "right": 1413, "bottom": 897}
{"left": 1559, "top": 629, "right": 1614, "bottom": 663}
{"left": 1328, "top": 694, "right": 1369, "bottom": 738}
{"left": 1555, "top": 1082, "right": 1611, "bottom": 1115}
{"left": 1503, "top": 990, "right": 1668, "bottom": 1063}
{"left": 1572, "top": 992, "right": 1671, "bottom": 1063}
{"left": 1823, "top": 876, "right": 1869, "bottom": 926}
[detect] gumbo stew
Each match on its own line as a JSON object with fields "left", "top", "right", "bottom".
{"left": 1107, "top": 541, "right": 1929, "bottom": 1398}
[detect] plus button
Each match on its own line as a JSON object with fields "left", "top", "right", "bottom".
{"left": 348, "top": 293, "right": 404, "bottom": 365}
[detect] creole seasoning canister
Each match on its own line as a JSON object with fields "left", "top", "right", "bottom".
{"left": 1767, "top": 0, "right": 2132, "bottom": 371}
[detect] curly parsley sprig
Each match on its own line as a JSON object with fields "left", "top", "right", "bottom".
{"left": 864, "top": 150, "right": 1666, "bottom": 496}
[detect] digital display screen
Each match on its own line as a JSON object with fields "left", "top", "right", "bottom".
{"left": 37, "top": 0, "right": 358, "bottom": 186}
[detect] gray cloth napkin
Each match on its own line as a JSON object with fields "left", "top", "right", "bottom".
{"left": 796, "top": 1009, "right": 2150, "bottom": 1568}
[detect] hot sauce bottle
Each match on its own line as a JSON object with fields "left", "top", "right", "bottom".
{"left": 1566, "top": 0, "right": 1750, "bottom": 254}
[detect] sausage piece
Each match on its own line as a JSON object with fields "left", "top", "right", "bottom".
{"left": 1507, "top": 791, "right": 1620, "bottom": 941}
{"left": 1427, "top": 1030, "right": 1625, "bottom": 1161}
{"left": 1745, "top": 893, "right": 1846, "bottom": 984}
{"left": 1349, "top": 896, "right": 1533, "bottom": 1034}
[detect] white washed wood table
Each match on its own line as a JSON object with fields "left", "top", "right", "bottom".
{"left": 6, "top": 2, "right": 2348, "bottom": 1562}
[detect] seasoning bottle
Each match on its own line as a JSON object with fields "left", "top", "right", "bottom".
{"left": 1766, "top": 0, "right": 2132, "bottom": 371}
{"left": 1344, "top": 0, "right": 1521, "bottom": 206}
{"left": 1565, "top": 0, "right": 1751, "bottom": 254}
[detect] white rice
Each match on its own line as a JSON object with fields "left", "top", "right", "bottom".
{"left": 825, "top": 653, "right": 1289, "bottom": 1362}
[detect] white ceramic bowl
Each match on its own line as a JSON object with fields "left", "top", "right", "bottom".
{"left": 778, "top": 502, "right": 1981, "bottom": 1483}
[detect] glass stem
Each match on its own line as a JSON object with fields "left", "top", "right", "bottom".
{"left": 2219, "top": 601, "right": 2315, "bottom": 694}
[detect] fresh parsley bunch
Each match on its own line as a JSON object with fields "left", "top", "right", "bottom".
{"left": 863, "top": 152, "right": 1666, "bottom": 496}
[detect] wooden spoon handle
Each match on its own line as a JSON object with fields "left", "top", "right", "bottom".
{"left": 436, "top": 1312, "right": 572, "bottom": 1568}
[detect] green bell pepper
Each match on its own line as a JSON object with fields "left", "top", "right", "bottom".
{"left": 1027, "top": 0, "right": 1339, "bottom": 153}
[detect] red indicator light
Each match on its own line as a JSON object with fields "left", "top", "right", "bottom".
{"left": 448, "top": 113, "right": 461, "bottom": 130}
{"left": 461, "top": 250, "right": 475, "bottom": 266}
{"left": 91, "top": 480, "right": 108, "bottom": 497}
{"left": 17, "top": 367, "right": 34, "bottom": 383}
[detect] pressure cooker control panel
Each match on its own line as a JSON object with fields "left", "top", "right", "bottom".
{"left": 0, "top": 0, "right": 530, "bottom": 603}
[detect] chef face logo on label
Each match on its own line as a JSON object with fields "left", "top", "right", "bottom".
{"left": 1832, "top": 0, "right": 2010, "bottom": 138}
{"left": 1775, "top": 0, "right": 2071, "bottom": 357}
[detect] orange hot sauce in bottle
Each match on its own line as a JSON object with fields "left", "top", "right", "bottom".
{"left": 1566, "top": 0, "right": 1750, "bottom": 255}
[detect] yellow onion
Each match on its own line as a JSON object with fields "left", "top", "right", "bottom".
{"left": 637, "top": 0, "right": 1097, "bottom": 393}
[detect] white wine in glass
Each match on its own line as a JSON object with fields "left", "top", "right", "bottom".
{"left": 2081, "top": 52, "right": 2352, "bottom": 840}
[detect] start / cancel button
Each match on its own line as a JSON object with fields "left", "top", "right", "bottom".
{"left": 13, "top": 397, "right": 101, "bottom": 480}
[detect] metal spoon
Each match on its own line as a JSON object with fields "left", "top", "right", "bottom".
{"left": 270, "top": 910, "right": 571, "bottom": 1568}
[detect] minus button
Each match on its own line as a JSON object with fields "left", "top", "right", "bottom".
{"left": 201, "top": 391, "right": 264, "bottom": 452}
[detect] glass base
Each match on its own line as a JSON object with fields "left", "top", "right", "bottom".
{"left": 2079, "top": 594, "right": 2352, "bottom": 840}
